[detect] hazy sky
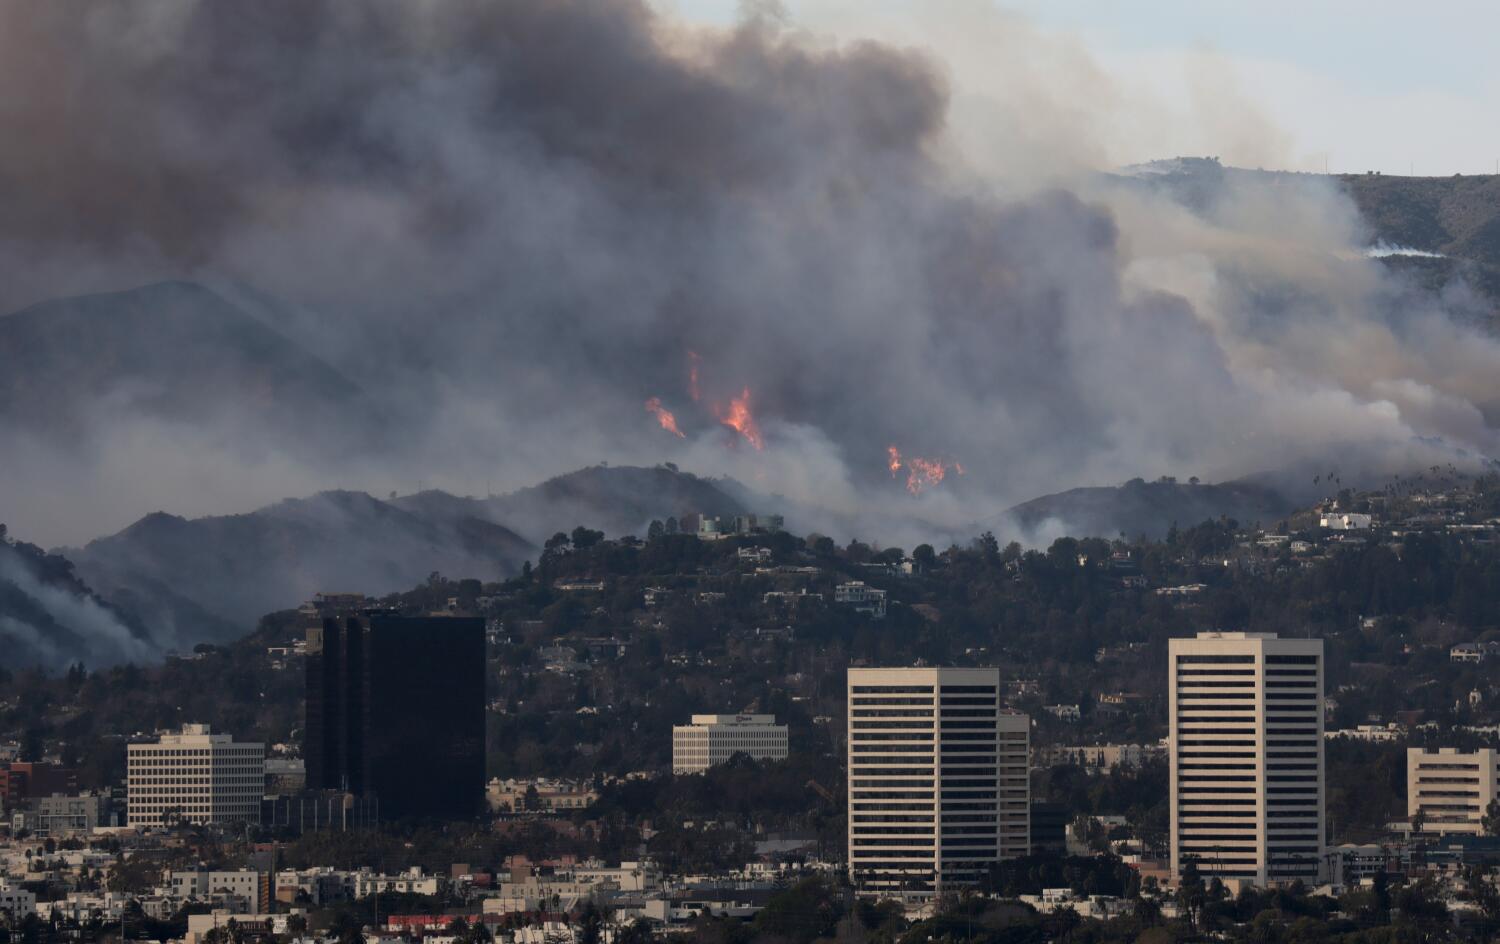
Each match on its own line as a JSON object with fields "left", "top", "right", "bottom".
{"left": 662, "top": 0, "right": 1500, "bottom": 176}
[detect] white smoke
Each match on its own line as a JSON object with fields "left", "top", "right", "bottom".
{"left": 0, "top": 544, "right": 158, "bottom": 670}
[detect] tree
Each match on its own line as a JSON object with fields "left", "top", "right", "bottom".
{"left": 1484, "top": 797, "right": 1500, "bottom": 836}
{"left": 1176, "top": 858, "right": 1206, "bottom": 933}
{"left": 614, "top": 919, "right": 654, "bottom": 944}
{"left": 571, "top": 526, "right": 604, "bottom": 549}
{"left": 18, "top": 728, "right": 43, "bottom": 763}
{"left": 647, "top": 520, "right": 665, "bottom": 541}
{"left": 576, "top": 903, "right": 604, "bottom": 944}
{"left": 912, "top": 544, "right": 936, "bottom": 569}
{"left": 752, "top": 878, "right": 843, "bottom": 944}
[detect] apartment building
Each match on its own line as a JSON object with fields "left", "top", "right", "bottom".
{"left": 15, "top": 793, "right": 113, "bottom": 836}
{"left": 168, "top": 870, "right": 267, "bottom": 914}
{"left": 127, "top": 725, "right": 264, "bottom": 827}
{"left": 1407, "top": 748, "right": 1500, "bottom": 835}
{"left": 846, "top": 667, "right": 1029, "bottom": 901}
{"left": 672, "top": 715, "right": 789, "bottom": 774}
{"left": 1168, "top": 632, "right": 1325, "bottom": 888}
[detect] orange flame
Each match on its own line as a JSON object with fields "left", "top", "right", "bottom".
{"left": 687, "top": 351, "right": 701, "bottom": 402}
{"left": 887, "top": 447, "right": 961, "bottom": 495}
{"left": 716, "top": 387, "right": 764, "bottom": 450}
{"left": 905, "top": 457, "right": 948, "bottom": 495}
{"left": 644, "top": 397, "right": 685, "bottom": 437}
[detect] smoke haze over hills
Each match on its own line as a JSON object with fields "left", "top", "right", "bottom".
{"left": 3, "top": 0, "right": 1500, "bottom": 553}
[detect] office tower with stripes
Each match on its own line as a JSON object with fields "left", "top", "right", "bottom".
{"left": 847, "top": 667, "right": 1029, "bottom": 900}
{"left": 1169, "top": 632, "right": 1325, "bottom": 888}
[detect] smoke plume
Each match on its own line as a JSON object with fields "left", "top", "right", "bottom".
{"left": 1, "top": 0, "right": 1498, "bottom": 550}
{"left": 0, "top": 542, "right": 158, "bottom": 670}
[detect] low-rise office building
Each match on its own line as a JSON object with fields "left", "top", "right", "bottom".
{"left": 127, "top": 724, "right": 264, "bottom": 827}
{"left": 672, "top": 715, "right": 789, "bottom": 774}
{"left": 1408, "top": 748, "right": 1500, "bottom": 835}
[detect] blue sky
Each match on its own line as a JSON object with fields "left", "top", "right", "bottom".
{"left": 656, "top": 0, "right": 1500, "bottom": 175}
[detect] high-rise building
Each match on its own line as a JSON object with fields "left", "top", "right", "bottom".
{"left": 1168, "top": 632, "right": 1325, "bottom": 888}
{"left": 1407, "top": 748, "right": 1500, "bottom": 835}
{"left": 127, "top": 725, "right": 264, "bottom": 827}
{"left": 304, "top": 615, "right": 485, "bottom": 820}
{"left": 671, "top": 714, "right": 789, "bottom": 774}
{"left": 846, "top": 667, "right": 1029, "bottom": 901}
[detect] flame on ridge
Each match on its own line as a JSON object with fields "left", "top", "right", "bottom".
{"left": 887, "top": 446, "right": 963, "bottom": 496}
{"left": 716, "top": 387, "right": 764, "bottom": 450}
{"left": 644, "top": 397, "right": 685, "bottom": 437}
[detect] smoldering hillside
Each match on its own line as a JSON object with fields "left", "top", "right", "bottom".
{"left": 3, "top": 0, "right": 1500, "bottom": 556}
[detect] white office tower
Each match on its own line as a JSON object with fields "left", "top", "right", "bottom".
{"left": 847, "top": 667, "right": 1030, "bottom": 900}
{"left": 1407, "top": 748, "right": 1500, "bottom": 835}
{"left": 671, "top": 714, "right": 789, "bottom": 774}
{"left": 1169, "top": 632, "right": 1325, "bottom": 888}
{"left": 127, "top": 724, "right": 265, "bottom": 827}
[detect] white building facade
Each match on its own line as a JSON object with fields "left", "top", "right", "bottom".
{"left": 846, "top": 667, "right": 1029, "bottom": 901}
{"left": 0, "top": 882, "right": 36, "bottom": 919}
{"left": 127, "top": 724, "right": 265, "bottom": 827}
{"left": 169, "top": 870, "right": 265, "bottom": 914}
{"left": 672, "top": 715, "right": 789, "bottom": 774}
{"left": 1407, "top": 748, "right": 1500, "bottom": 835}
{"left": 1168, "top": 632, "right": 1325, "bottom": 888}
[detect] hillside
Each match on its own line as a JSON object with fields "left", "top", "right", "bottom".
{"left": 67, "top": 491, "right": 535, "bottom": 642}
{"left": 1117, "top": 158, "right": 1500, "bottom": 318}
{"left": 0, "top": 530, "right": 157, "bottom": 671}
{"left": 469, "top": 464, "right": 748, "bottom": 543}
{"left": 1002, "top": 477, "right": 1296, "bottom": 541}
{"left": 63, "top": 466, "right": 744, "bottom": 647}
{"left": 1338, "top": 171, "right": 1500, "bottom": 312}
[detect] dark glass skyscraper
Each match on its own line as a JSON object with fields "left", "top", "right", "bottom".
{"left": 305, "top": 615, "right": 485, "bottom": 820}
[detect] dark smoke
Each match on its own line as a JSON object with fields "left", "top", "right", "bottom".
{"left": 2, "top": 0, "right": 1499, "bottom": 551}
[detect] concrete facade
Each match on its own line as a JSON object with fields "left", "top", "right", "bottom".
{"left": 127, "top": 725, "right": 264, "bottom": 827}
{"left": 846, "top": 667, "right": 1029, "bottom": 901}
{"left": 672, "top": 715, "right": 789, "bottom": 774}
{"left": 1407, "top": 748, "right": 1500, "bottom": 835}
{"left": 1168, "top": 632, "right": 1325, "bottom": 888}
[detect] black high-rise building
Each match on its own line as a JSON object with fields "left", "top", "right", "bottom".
{"left": 305, "top": 615, "right": 485, "bottom": 820}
